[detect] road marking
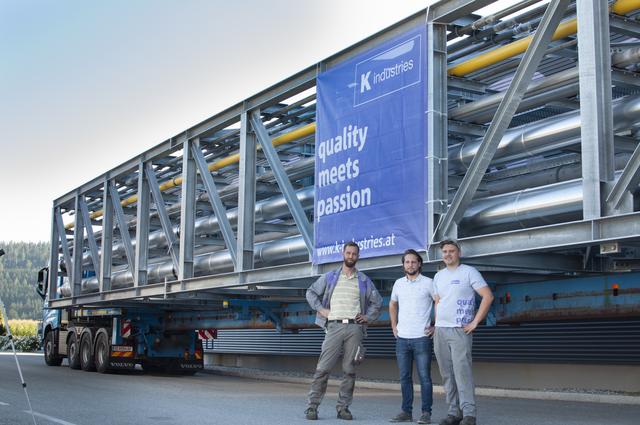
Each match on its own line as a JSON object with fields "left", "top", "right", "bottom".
{"left": 0, "top": 401, "right": 9, "bottom": 406}
{"left": 26, "top": 411, "right": 79, "bottom": 425}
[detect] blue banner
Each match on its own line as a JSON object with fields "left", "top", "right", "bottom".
{"left": 314, "top": 26, "right": 427, "bottom": 264}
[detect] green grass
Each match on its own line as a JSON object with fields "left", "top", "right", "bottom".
{"left": 8, "top": 320, "right": 38, "bottom": 337}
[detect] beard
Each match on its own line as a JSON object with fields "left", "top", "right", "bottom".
{"left": 404, "top": 268, "right": 419, "bottom": 276}
{"left": 344, "top": 258, "right": 357, "bottom": 268}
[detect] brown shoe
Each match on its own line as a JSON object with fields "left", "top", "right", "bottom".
{"left": 337, "top": 406, "right": 353, "bottom": 420}
{"left": 305, "top": 406, "right": 318, "bottom": 420}
{"left": 389, "top": 411, "right": 412, "bottom": 422}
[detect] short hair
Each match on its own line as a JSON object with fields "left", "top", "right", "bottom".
{"left": 439, "top": 239, "right": 460, "bottom": 250}
{"left": 401, "top": 249, "right": 423, "bottom": 265}
{"left": 343, "top": 241, "right": 360, "bottom": 252}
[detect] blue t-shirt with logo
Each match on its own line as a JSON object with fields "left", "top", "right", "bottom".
{"left": 433, "top": 264, "right": 487, "bottom": 327}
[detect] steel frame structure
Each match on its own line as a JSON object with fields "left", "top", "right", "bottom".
{"left": 48, "top": 0, "right": 640, "bottom": 310}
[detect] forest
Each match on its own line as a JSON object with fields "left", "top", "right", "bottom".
{"left": 0, "top": 241, "right": 48, "bottom": 319}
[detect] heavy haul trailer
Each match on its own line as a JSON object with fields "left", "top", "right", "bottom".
{"left": 39, "top": 0, "right": 640, "bottom": 373}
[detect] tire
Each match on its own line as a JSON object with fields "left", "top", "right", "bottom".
{"left": 67, "top": 333, "right": 81, "bottom": 370}
{"left": 94, "top": 331, "right": 110, "bottom": 374}
{"left": 80, "top": 333, "right": 96, "bottom": 372}
{"left": 44, "top": 331, "right": 63, "bottom": 366}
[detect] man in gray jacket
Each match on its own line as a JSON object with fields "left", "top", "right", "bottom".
{"left": 304, "top": 241, "right": 383, "bottom": 421}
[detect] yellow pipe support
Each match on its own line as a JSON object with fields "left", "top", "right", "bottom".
{"left": 65, "top": 121, "right": 317, "bottom": 229}
{"left": 448, "top": 0, "right": 640, "bottom": 77}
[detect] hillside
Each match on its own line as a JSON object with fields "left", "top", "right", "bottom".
{"left": 0, "top": 241, "right": 48, "bottom": 319}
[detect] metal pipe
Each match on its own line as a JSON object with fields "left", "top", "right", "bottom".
{"left": 452, "top": 0, "right": 542, "bottom": 38}
{"left": 482, "top": 153, "right": 631, "bottom": 196}
{"left": 448, "top": 0, "right": 640, "bottom": 77}
{"left": 460, "top": 178, "right": 583, "bottom": 235}
{"left": 450, "top": 48, "right": 640, "bottom": 124}
{"left": 65, "top": 122, "right": 316, "bottom": 230}
{"left": 79, "top": 186, "right": 315, "bottom": 266}
{"left": 449, "top": 95, "right": 640, "bottom": 173}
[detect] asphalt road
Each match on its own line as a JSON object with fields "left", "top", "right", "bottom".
{"left": 0, "top": 353, "right": 637, "bottom": 425}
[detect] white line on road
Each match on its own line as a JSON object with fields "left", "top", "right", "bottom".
{"left": 26, "top": 411, "right": 79, "bottom": 425}
{"left": 0, "top": 401, "right": 9, "bottom": 406}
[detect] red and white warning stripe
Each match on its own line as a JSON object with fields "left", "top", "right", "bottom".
{"left": 197, "top": 329, "right": 217, "bottom": 340}
{"left": 121, "top": 320, "right": 132, "bottom": 338}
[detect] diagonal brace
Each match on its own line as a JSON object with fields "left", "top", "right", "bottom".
{"left": 109, "top": 183, "right": 136, "bottom": 275}
{"left": 78, "top": 197, "right": 101, "bottom": 281}
{"left": 606, "top": 142, "right": 640, "bottom": 209}
{"left": 145, "top": 162, "right": 180, "bottom": 272}
{"left": 192, "top": 141, "right": 238, "bottom": 267}
{"left": 54, "top": 208, "right": 73, "bottom": 276}
{"left": 436, "top": 0, "right": 571, "bottom": 239}
{"left": 250, "top": 109, "right": 313, "bottom": 252}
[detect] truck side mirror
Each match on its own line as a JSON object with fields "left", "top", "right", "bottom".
{"left": 36, "top": 267, "right": 48, "bottom": 300}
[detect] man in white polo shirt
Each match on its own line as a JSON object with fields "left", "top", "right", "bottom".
{"left": 433, "top": 240, "right": 494, "bottom": 425}
{"left": 389, "top": 249, "right": 435, "bottom": 424}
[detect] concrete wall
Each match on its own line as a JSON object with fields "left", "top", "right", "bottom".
{"left": 206, "top": 353, "right": 640, "bottom": 393}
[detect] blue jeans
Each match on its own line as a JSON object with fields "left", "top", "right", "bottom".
{"left": 396, "top": 336, "right": 433, "bottom": 415}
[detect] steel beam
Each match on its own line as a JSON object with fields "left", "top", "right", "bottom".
{"left": 71, "top": 196, "right": 84, "bottom": 297}
{"left": 429, "top": 212, "right": 640, "bottom": 261}
{"left": 609, "top": 13, "right": 640, "bottom": 38}
{"left": 78, "top": 197, "right": 100, "bottom": 280}
{"left": 48, "top": 206, "right": 59, "bottom": 301}
{"left": 134, "top": 163, "right": 150, "bottom": 287}
{"left": 577, "top": 0, "right": 614, "bottom": 219}
{"left": 436, "top": 0, "right": 571, "bottom": 239}
{"left": 430, "top": 0, "right": 496, "bottom": 23}
{"left": 607, "top": 142, "right": 640, "bottom": 209}
{"left": 192, "top": 139, "right": 237, "bottom": 267}
{"left": 426, "top": 10, "right": 449, "bottom": 247}
{"left": 100, "top": 180, "right": 113, "bottom": 292}
{"left": 109, "top": 183, "right": 136, "bottom": 275}
{"left": 145, "top": 162, "right": 180, "bottom": 272}
{"left": 250, "top": 109, "right": 313, "bottom": 252}
{"left": 179, "top": 140, "right": 196, "bottom": 280}
{"left": 237, "top": 111, "right": 256, "bottom": 272}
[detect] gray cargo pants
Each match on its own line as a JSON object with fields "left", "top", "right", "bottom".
{"left": 307, "top": 322, "right": 363, "bottom": 409}
{"left": 434, "top": 327, "right": 477, "bottom": 418}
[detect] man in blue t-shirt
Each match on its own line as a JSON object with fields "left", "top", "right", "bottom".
{"left": 433, "top": 240, "right": 494, "bottom": 425}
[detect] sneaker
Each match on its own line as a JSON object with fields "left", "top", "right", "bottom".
{"left": 459, "top": 417, "right": 476, "bottom": 425}
{"left": 389, "top": 411, "right": 413, "bottom": 422}
{"left": 337, "top": 406, "right": 353, "bottom": 420}
{"left": 305, "top": 407, "right": 318, "bottom": 420}
{"left": 418, "top": 412, "right": 432, "bottom": 424}
{"left": 439, "top": 415, "right": 463, "bottom": 425}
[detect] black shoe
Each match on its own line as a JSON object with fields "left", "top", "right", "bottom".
{"left": 305, "top": 406, "right": 318, "bottom": 420}
{"left": 439, "top": 415, "right": 463, "bottom": 425}
{"left": 459, "top": 417, "right": 476, "bottom": 425}
{"left": 389, "top": 411, "right": 413, "bottom": 422}
{"left": 337, "top": 406, "right": 353, "bottom": 420}
{"left": 417, "top": 411, "right": 432, "bottom": 424}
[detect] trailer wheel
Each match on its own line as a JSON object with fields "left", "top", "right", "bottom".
{"left": 67, "top": 333, "right": 81, "bottom": 370}
{"left": 44, "top": 330, "right": 62, "bottom": 366}
{"left": 80, "top": 333, "right": 96, "bottom": 371}
{"left": 94, "top": 332, "right": 110, "bottom": 374}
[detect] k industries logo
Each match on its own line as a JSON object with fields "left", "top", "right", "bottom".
{"left": 354, "top": 35, "right": 422, "bottom": 106}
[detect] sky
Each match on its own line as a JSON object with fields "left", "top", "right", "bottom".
{"left": 0, "top": 0, "right": 517, "bottom": 243}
